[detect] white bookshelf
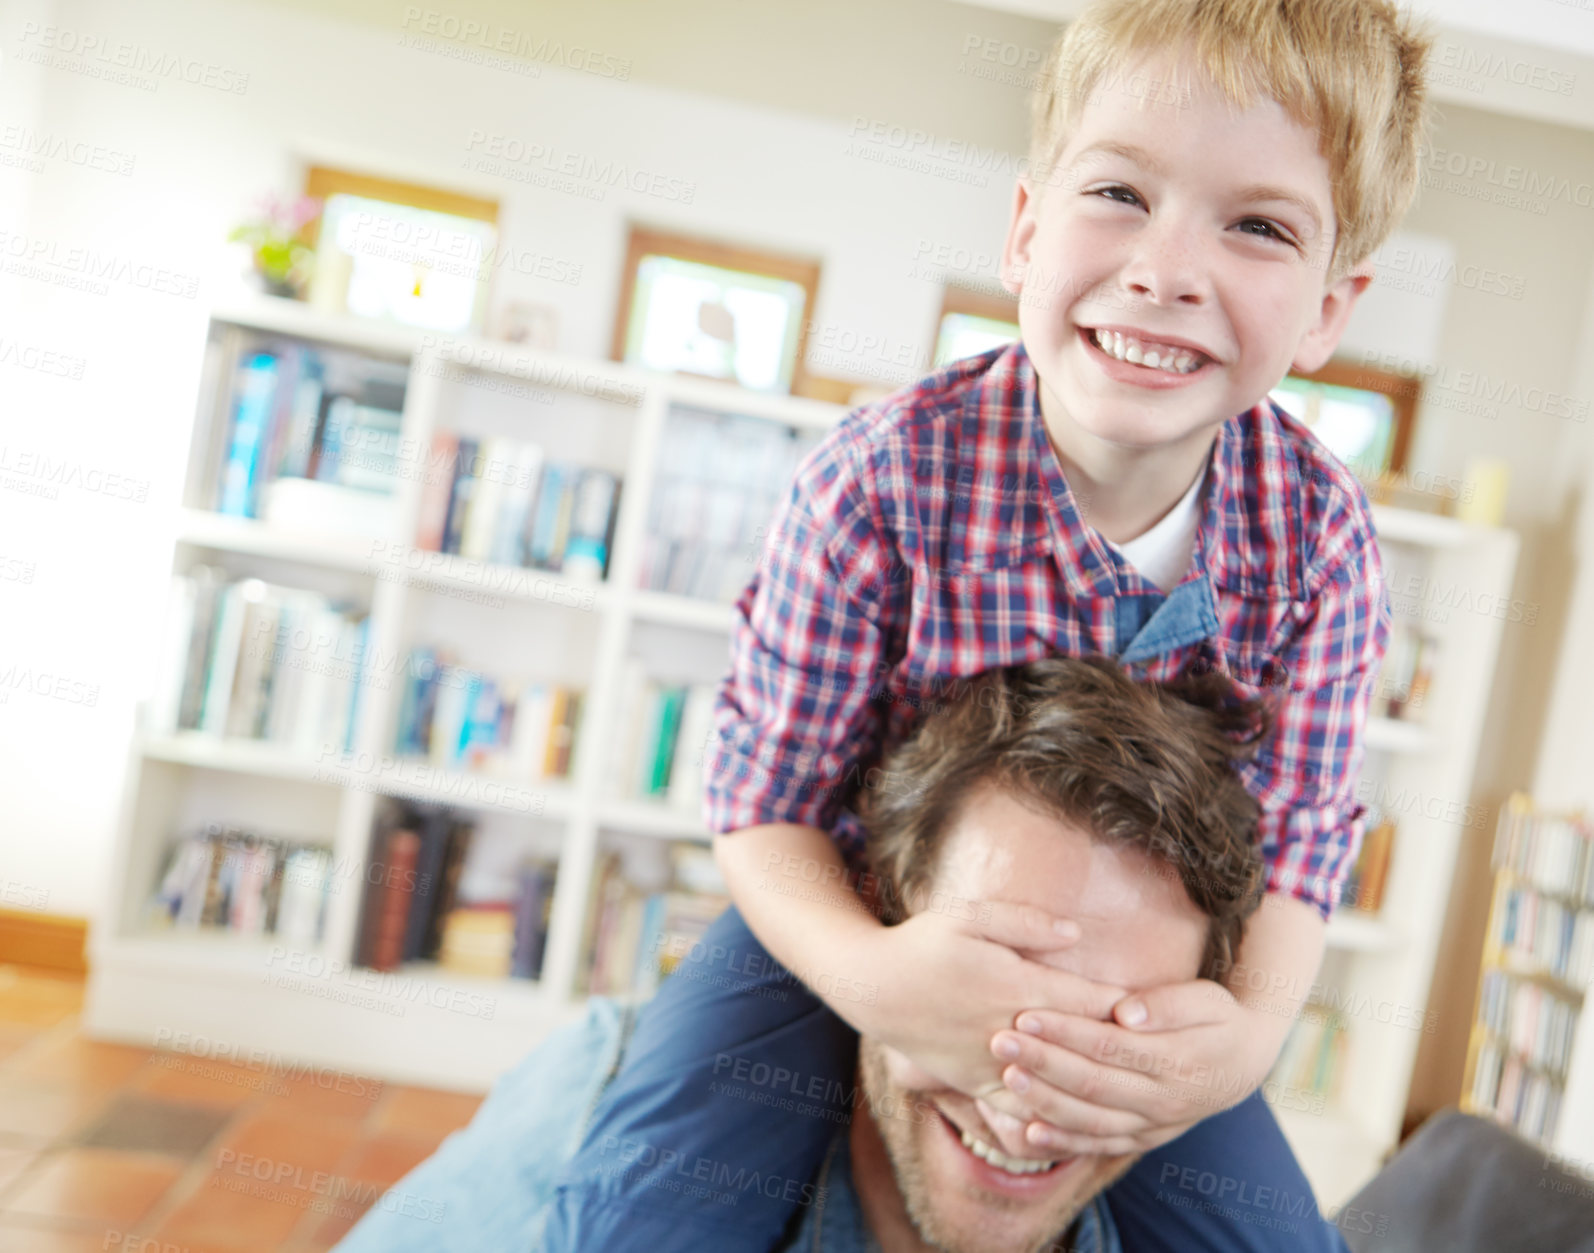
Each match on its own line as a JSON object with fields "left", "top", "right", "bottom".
{"left": 85, "top": 297, "right": 1519, "bottom": 1192}
{"left": 1267, "top": 505, "right": 1518, "bottom": 1210}
{"left": 83, "top": 297, "right": 834, "bottom": 1088}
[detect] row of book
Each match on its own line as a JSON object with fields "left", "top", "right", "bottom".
{"left": 414, "top": 432, "right": 620, "bottom": 580}
{"left": 606, "top": 661, "right": 718, "bottom": 808}
{"left": 149, "top": 567, "right": 367, "bottom": 755}
{"left": 1496, "top": 805, "right": 1594, "bottom": 905}
{"left": 1337, "top": 817, "right": 1396, "bottom": 914}
{"left": 1369, "top": 622, "right": 1437, "bottom": 722}
{"left": 637, "top": 408, "right": 810, "bottom": 604}
{"left": 1270, "top": 1005, "right": 1348, "bottom": 1100}
{"left": 354, "top": 804, "right": 558, "bottom": 980}
{"left": 436, "top": 860, "right": 558, "bottom": 980}
{"left": 1493, "top": 884, "right": 1594, "bottom": 988}
{"left": 394, "top": 646, "right": 583, "bottom": 779}
{"left": 579, "top": 846, "right": 729, "bottom": 999}
{"left": 1470, "top": 1039, "right": 1564, "bottom": 1146}
{"left": 147, "top": 823, "right": 332, "bottom": 943}
{"left": 213, "top": 342, "right": 407, "bottom": 521}
{"left": 1477, "top": 969, "right": 1580, "bottom": 1078}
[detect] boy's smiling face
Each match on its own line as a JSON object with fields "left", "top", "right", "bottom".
{"left": 1003, "top": 52, "right": 1371, "bottom": 455}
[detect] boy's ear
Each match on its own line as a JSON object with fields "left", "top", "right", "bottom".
{"left": 1001, "top": 178, "right": 1038, "bottom": 297}
{"left": 1291, "top": 261, "right": 1375, "bottom": 375}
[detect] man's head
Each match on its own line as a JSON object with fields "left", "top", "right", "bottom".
{"left": 1001, "top": 0, "right": 1431, "bottom": 457}
{"left": 853, "top": 656, "right": 1266, "bottom": 1253}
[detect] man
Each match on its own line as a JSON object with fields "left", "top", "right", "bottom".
{"left": 336, "top": 657, "right": 1349, "bottom": 1252}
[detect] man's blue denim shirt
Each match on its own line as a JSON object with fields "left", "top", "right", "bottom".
{"left": 334, "top": 995, "right": 1121, "bottom": 1253}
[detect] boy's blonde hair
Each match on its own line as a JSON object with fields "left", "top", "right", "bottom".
{"left": 1030, "top": 0, "right": 1432, "bottom": 281}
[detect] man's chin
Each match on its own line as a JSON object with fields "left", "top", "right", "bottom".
{"left": 906, "top": 1100, "right": 1129, "bottom": 1252}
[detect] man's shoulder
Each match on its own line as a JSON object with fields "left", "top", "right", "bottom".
{"left": 1215, "top": 398, "right": 1383, "bottom": 599}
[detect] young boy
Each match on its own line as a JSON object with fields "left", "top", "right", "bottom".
{"left": 546, "top": 0, "right": 1429, "bottom": 1247}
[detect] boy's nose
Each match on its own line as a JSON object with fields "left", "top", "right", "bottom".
{"left": 1118, "top": 220, "right": 1211, "bottom": 307}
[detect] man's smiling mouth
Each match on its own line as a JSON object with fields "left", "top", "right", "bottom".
{"left": 957, "top": 1124, "right": 1061, "bottom": 1175}
{"left": 937, "top": 1109, "right": 1068, "bottom": 1178}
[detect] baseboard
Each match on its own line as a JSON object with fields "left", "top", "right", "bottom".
{"left": 0, "top": 908, "right": 88, "bottom": 975}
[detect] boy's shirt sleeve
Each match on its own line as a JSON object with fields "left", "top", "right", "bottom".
{"left": 1244, "top": 526, "right": 1393, "bottom": 920}
{"left": 703, "top": 426, "right": 900, "bottom": 839}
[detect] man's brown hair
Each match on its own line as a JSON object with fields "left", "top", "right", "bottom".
{"left": 861, "top": 655, "right": 1268, "bottom": 980}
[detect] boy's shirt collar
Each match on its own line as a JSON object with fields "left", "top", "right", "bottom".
{"left": 969, "top": 340, "right": 1300, "bottom": 608}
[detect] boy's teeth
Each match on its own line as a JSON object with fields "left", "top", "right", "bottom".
{"left": 958, "top": 1127, "right": 1058, "bottom": 1175}
{"left": 1092, "top": 329, "right": 1202, "bottom": 374}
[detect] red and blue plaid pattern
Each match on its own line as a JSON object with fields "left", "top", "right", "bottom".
{"left": 704, "top": 341, "right": 1391, "bottom": 919}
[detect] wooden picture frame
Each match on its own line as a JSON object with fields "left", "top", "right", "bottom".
{"left": 935, "top": 282, "right": 1020, "bottom": 330}
{"left": 303, "top": 166, "right": 499, "bottom": 242}
{"left": 1285, "top": 359, "right": 1421, "bottom": 478}
{"left": 301, "top": 165, "right": 501, "bottom": 333}
{"left": 610, "top": 225, "right": 821, "bottom": 395}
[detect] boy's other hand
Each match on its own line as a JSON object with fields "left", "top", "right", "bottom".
{"left": 984, "top": 979, "right": 1286, "bottom": 1157}
{"left": 853, "top": 901, "right": 1127, "bottom": 1131}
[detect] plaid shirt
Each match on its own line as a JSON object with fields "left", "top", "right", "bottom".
{"left": 704, "top": 342, "right": 1391, "bottom": 918}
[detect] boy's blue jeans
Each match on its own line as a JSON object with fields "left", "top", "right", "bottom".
{"left": 544, "top": 905, "right": 1351, "bottom": 1252}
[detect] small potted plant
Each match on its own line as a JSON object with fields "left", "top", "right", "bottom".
{"left": 229, "top": 193, "right": 321, "bottom": 299}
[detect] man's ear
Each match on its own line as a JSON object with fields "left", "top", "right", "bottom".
{"left": 1001, "top": 177, "right": 1038, "bottom": 298}
{"left": 1291, "top": 262, "right": 1374, "bottom": 375}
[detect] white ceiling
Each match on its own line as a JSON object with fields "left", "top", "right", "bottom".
{"left": 956, "top": 0, "right": 1594, "bottom": 133}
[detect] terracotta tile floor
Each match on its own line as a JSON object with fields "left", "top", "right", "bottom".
{"left": 0, "top": 965, "right": 482, "bottom": 1252}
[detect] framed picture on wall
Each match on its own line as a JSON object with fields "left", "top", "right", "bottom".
{"left": 303, "top": 165, "right": 500, "bottom": 335}
{"left": 611, "top": 226, "right": 820, "bottom": 395}
{"left": 932, "top": 284, "right": 1019, "bottom": 368}
{"left": 1269, "top": 360, "right": 1421, "bottom": 486}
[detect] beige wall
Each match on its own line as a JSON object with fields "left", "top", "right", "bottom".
{"left": 263, "top": 0, "right": 1057, "bottom": 151}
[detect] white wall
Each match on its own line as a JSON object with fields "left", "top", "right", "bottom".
{"left": 0, "top": 0, "right": 1024, "bottom": 916}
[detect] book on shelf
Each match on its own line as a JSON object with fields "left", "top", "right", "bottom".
{"left": 1370, "top": 622, "right": 1438, "bottom": 723}
{"left": 1496, "top": 802, "right": 1594, "bottom": 906}
{"left": 510, "top": 861, "right": 557, "bottom": 980}
{"left": 1494, "top": 882, "right": 1594, "bottom": 988}
{"left": 437, "top": 904, "right": 516, "bottom": 978}
{"left": 146, "top": 823, "right": 333, "bottom": 944}
{"left": 211, "top": 340, "right": 407, "bottom": 532}
{"left": 412, "top": 432, "right": 620, "bottom": 578}
{"left": 579, "top": 845, "right": 730, "bottom": 998}
{"left": 1338, "top": 816, "right": 1397, "bottom": 915}
{"left": 357, "top": 807, "right": 465, "bottom": 973}
{"left": 1470, "top": 1037, "right": 1564, "bottom": 1146}
{"left": 393, "top": 647, "right": 584, "bottom": 779}
{"left": 606, "top": 660, "right": 719, "bottom": 811}
{"left": 360, "top": 824, "right": 422, "bottom": 974}
{"left": 148, "top": 567, "right": 368, "bottom": 756}
{"left": 1269, "top": 1003, "right": 1348, "bottom": 1101}
{"left": 1470, "top": 966, "right": 1576, "bottom": 1144}
{"left": 1465, "top": 796, "right": 1594, "bottom": 1148}
{"left": 1490, "top": 798, "right": 1594, "bottom": 987}
{"left": 1477, "top": 969, "right": 1578, "bottom": 1076}
{"left": 638, "top": 408, "right": 809, "bottom": 604}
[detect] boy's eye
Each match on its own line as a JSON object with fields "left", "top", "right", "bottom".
{"left": 1091, "top": 184, "right": 1144, "bottom": 207}
{"left": 1235, "top": 217, "right": 1294, "bottom": 245}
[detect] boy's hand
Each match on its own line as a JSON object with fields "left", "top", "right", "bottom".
{"left": 851, "top": 901, "right": 1129, "bottom": 1122}
{"left": 982, "top": 979, "right": 1289, "bottom": 1157}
